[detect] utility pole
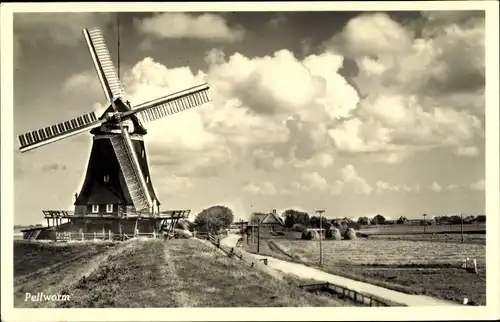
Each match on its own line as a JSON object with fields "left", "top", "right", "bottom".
{"left": 257, "top": 219, "right": 261, "bottom": 253}
{"left": 423, "top": 213, "right": 427, "bottom": 233}
{"left": 461, "top": 213, "right": 464, "bottom": 244}
{"left": 316, "top": 209, "right": 325, "bottom": 265}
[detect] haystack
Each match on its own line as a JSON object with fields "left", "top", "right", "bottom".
{"left": 343, "top": 228, "right": 357, "bottom": 240}
{"left": 301, "top": 229, "right": 320, "bottom": 240}
{"left": 325, "top": 227, "right": 341, "bottom": 240}
{"left": 173, "top": 228, "right": 193, "bottom": 239}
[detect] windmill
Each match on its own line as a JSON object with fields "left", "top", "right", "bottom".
{"left": 17, "top": 26, "right": 210, "bottom": 240}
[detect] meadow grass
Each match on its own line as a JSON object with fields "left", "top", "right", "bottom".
{"left": 245, "top": 238, "right": 486, "bottom": 305}
{"left": 14, "top": 239, "right": 354, "bottom": 308}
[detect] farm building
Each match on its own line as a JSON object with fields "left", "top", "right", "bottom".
{"left": 229, "top": 221, "right": 248, "bottom": 230}
{"left": 248, "top": 210, "right": 285, "bottom": 232}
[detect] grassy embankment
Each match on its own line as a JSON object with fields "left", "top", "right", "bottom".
{"left": 14, "top": 239, "right": 353, "bottom": 308}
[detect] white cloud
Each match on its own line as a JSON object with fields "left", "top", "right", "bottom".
{"left": 296, "top": 172, "right": 328, "bottom": 192}
{"left": 242, "top": 181, "right": 277, "bottom": 196}
{"left": 135, "top": 13, "right": 244, "bottom": 42}
{"left": 267, "top": 14, "right": 288, "bottom": 29}
{"left": 376, "top": 181, "right": 401, "bottom": 194}
{"left": 293, "top": 152, "right": 334, "bottom": 169}
{"left": 330, "top": 164, "right": 373, "bottom": 195}
{"left": 444, "top": 184, "right": 459, "bottom": 191}
{"left": 202, "top": 49, "right": 359, "bottom": 169}
{"left": 331, "top": 12, "right": 414, "bottom": 57}
{"left": 454, "top": 146, "right": 479, "bottom": 157}
{"left": 63, "top": 71, "right": 104, "bottom": 98}
{"left": 325, "top": 12, "right": 484, "bottom": 160}
{"left": 430, "top": 182, "right": 442, "bottom": 192}
{"left": 470, "top": 178, "right": 485, "bottom": 191}
{"left": 56, "top": 12, "right": 483, "bottom": 203}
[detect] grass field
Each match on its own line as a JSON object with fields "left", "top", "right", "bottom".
{"left": 367, "top": 233, "right": 486, "bottom": 245}
{"left": 359, "top": 223, "right": 485, "bottom": 235}
{"left": 14, "top": 239, "right": 354, "bottom": 308}
{"left": 245, "top": 238, "right": 486, "bottom": 305}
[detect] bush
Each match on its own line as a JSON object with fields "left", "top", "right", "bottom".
{"left": 343, "top": 228, "right": 357, "bottom": 240}
{"left": 301, "top": 229, "right": 320, "bottom": 240}
{"left": 292, "top": 224, "right": 307, "bottom": 232}
{"left": 325, "top": 227, "right": 341, "bottom": 240}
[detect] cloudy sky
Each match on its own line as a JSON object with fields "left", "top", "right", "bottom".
{"left": 13, "top": 10, "right": 486, "bottom": 225}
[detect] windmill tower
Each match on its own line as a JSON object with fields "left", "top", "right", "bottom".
{"left": 17, "top": 26, "right": 210, "bottom": 239}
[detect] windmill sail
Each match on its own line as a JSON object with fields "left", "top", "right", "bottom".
{"left": 129, "top": 83, "right": 211, "bottom": 123}
{"left": 109, "top": 127, "right": 152, "bottom": 211}
{"left": 18, "top": 111, "right": 103, "bottom": 153}
{"left": 83, "top": 27, "right": 125, "bottom": 104}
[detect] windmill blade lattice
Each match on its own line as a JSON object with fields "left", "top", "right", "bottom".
{"left": 130, "top": 83, "right": 211, "bottom": 123}
{"left": 18, "top": 111, "right": 104, "bottom": 153}
{"left": 109, "top": 127, "right": 152, "bottom": 211}
{"left": 83, "top": 27, "right": 125, "bottom": 105}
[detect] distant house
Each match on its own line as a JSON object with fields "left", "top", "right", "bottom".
{"left": 406, "top": 218, "right": 436, "bottom": 225}
{"left": 229, "top": 221, "right": 248, "bottom": 230}
{"left": 248, "top": 210, "right": 285, "bottom": 232}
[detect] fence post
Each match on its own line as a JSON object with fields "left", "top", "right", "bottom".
{"left": 81, "top": 232, "right": 84, "bottom": 241}
{"left": 94, "top": 232, "right": 96, "bottom": 240}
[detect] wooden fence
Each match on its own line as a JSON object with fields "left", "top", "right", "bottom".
{"left": 55, "top": 231, "right": 158, "bottom": 241}
{"left": 205, "top": 233, "right": 398, "bottom": 307}
{"left": 206, "top": 233, "right": 266, "bottom": 267}
{"left": 298, "top": 282, "right": 395, "bottom": 307}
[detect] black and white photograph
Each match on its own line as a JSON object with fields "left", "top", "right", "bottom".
{"left": 1, "top": 1, "right": 499, "bottom": 321}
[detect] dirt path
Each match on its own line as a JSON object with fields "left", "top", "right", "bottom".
{"left": 221, "top": 234, "right": 460, "bottom": 307}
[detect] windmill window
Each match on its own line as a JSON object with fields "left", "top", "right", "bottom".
{"left": 106, "top": 204, "right": 113, "bottom": 213}
{"left": 91, "top": 205, "right": 99, "bottom": 213}
{"left": 103, "top": 175, "right": 110, "bottom": 183}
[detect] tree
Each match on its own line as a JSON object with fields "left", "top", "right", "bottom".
{"left": 396, "top": 216, "right": 408, "bottom": 224}
{"left": 193, "top": 205, "right": 234, "bottom": 232}
{"left": 476, "top": 215, "right": 486, "bottom": 223}
{"left": 448, "top": 215, "right": 462, "bottom": 225}
{"left": 283, "top": 209, "right": 310, "bottom": 228}
{"left": 357, "top": 216, "right": 370, "bottom": 225}
{"left": 370, "top": 214, "right": 386, "bottom": 225}
{"left": 310, "top": 216, "right": 320, "bottom": 228}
